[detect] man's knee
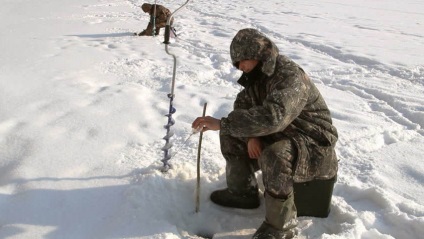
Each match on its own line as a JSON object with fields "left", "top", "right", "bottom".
{"left": 260, "top": 139, "right": 295, "bottom": 169}
{"left": 220, "top": 134, "right": 247, "bottom": 156}
{"left": 259, "top": 139, "right": 296, "bottom": 197}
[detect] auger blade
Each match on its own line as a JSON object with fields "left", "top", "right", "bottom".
{"left": 162, "top": 155, "right": 171, "bottom": 162}
{"left": 161, "top": 163, "right": 171, "bottom": 172}
{"left": 169, "top": 117, "right": 175, "bottom": 124}
{"left": 170, "top": 106, "right": 176, "bottom": 114}
{"left": 163, "top": 131, "right": 175, "bottom": 140}
{"left": 164, "top": 118, "right": 175, "bottom": 129}
{"left": 162, "top": 142, "right": 173, "bottom": 151}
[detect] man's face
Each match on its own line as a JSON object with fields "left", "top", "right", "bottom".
{"left": 141, "top": 4, "right": 150, "bottom": 13}
{"left": 238, "top": 59, "right": 259, "bottom": 73}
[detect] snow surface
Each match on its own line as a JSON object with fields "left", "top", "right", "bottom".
{"left": 0, "top": 0, "right": 423, "bottom": 238}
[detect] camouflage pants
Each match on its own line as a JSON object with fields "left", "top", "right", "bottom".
{"left": 140, "top": 18, "right": 173, "bottom": 36}
{"left": 220, "top": 134, "right": 296, "bottom": 198}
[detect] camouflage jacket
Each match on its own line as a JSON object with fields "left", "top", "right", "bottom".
{"left": 220, "top": 29, "right": 338, "bottom": 182}
{"left": 142, "top": 4, "right": 172, "bottom": 27}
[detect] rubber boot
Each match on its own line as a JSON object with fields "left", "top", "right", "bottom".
{"left": 137, "top": 30, "right": 147, "bottom": 36}
{"left": 252, "top": 192, "right": 298, "bottom": 239}
{"left": 210, "top": 188, "right": 260, "bottom": 209}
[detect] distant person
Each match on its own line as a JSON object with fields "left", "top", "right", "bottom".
{"left": 192, "top": 28, "right": 338, "bottom": 238}
{"left": 137, "top": 3, "right": 173, "bottom": 36}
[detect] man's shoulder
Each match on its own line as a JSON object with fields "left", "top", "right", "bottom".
{"left": 274, "top": 56, "right": 300, "bottom": 74}
{"left": 276, "top": 54, "right": 296, "bottom": 65}
{"left": 157, "top": 4, "right": 170, "bottom": 11}
{"left": 269, "top": 56, "right": 311, "bottom": 89}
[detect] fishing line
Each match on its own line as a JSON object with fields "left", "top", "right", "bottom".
{"left": 169, "top": 126, "right": 202, "bottom": 158}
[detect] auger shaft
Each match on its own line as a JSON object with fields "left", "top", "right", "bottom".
{"left": 152, "top": 0, "right": 157, "bottom": 36}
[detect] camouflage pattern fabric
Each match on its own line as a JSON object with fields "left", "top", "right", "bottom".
{"left": 140, "top": 3, "right": 172, "bottom": 35}
{"left": 220, "top": 134, "right": 259, "bottom": 195}
{"left": 220, "top": 28, "right": 338, "bottom": 183}
{"left": 221, "top": 134, "right": 297, "bottom": 197}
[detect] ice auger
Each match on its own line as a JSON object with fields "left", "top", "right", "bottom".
{"left": 161, "top": 0, "right": 191, "bottom": 172}
{"left": 151, "top": 1, "right": 157, "bottom": 36}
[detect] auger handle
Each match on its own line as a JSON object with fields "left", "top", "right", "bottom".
{"left": 164, "top": 25, "right": 171, "bottom": 44}
{"left": 163, "top": 0, "right": 190, "bottom": 44}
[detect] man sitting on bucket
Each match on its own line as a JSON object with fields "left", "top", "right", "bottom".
{"left": 192, "top": 28, "right": 338, "bottom": 239}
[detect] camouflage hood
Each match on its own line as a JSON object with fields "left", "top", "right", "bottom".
{"left": 230, "top": 28, "right": 280, "bottom": 76}
{"left": 141, "top": 3, "right": 151, "bottom": 12}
